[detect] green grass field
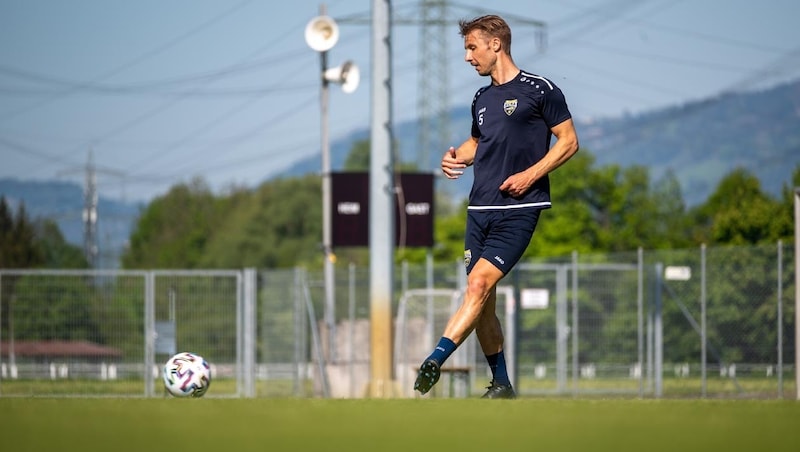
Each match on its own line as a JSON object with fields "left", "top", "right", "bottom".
{"left": 1, "top": 397, "right": 798, "bottom": 452}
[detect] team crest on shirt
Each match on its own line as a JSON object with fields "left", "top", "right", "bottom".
{"left": 503, "top": 99, "right": 518, "bottom": 116}
{"left": 464, "top": 249, "right": 472, "bottom": 267}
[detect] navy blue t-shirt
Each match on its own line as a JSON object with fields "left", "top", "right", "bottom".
{"left": 468, "top": 70, "right": 572, "bottom": 210}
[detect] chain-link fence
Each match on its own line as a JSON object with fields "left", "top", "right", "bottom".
{"left": 0, "top": 243, "right": 796, "bottom": 398}
{"left": 0, "top": 269, "right": 245, "bottom": 397}
{"left": 334, "top": 243, "right": 796, "bottom": 399}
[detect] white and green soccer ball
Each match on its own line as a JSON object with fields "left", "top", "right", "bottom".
{"left": 163, "top": 352, "right": 211, "bottom": 398}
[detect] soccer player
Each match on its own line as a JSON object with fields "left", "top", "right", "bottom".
{"left": 414, "top": 15, "right": 579, "bottom": 398}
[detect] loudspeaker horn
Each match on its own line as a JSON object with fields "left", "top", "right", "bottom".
{"left": 324, "top": 60, "right": 360, "bottom": 93}
{"left": 305, "top": 15, "right": 339, "bottom": 52}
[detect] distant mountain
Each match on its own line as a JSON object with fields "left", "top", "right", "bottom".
{"left": 0, "top": 178, "right": 142, "bottom": 268}
{"left": 282, "top": 79, "right": 800, "bottom": 206}
{"left": 578, "top": 80, "right": 800, "bottom": 205}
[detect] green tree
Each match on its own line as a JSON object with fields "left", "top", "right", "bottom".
{"left": 775, "top": 164, "right": 800, "bottom": 241}
{"left": 12, "top": 275, "right": 99, "bottom": 341}
{"left": 1, "top": 197, "right": 96, "bottom": 358}
{"left": 691, "top": 168, "right": 783, "bottom": 245}
{"left": 0, "top": 196, "right": 11, "bottom": 257}
{"left": 604, "top": 166, "right": 691, "bottom": 251}
{"left": 343, "top": 139, "right": 371, "bottom": 171}
{"left": 522, "top": 150, "right": 690, "bottom": 257}
{"left": 201, "top": 175, "right": 323, "bottom": 268}
{"left": 1, "top": 196, "right": 87, "bottom": 269}
{"left": 526, "top": 150, "right": 601, "bottom": 256}
{"left": 122, "top": 177, "right": 226, "bottom": 268}
{"left": 34, "top": 219, "right": 89, "bottom": 268}
{"left": 0, "top": 197, "right": 44, "bottom": 268}
{"left": 650, "top": 169, "right": 693, "bottom": 248}
{"left": 343, "top": 138, "right": 419, "bottom": 172}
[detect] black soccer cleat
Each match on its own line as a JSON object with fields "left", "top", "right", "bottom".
{"left": 481, "top": 380, "right": 516, "bottom": 399}
{"left": 414, "top": 359, "right": 441, "bottom": 395}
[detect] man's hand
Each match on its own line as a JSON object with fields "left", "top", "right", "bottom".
{"left": 499, "top": 171, "right": 535, "bottom": 198}
{"left": 441, "top": 147, "right": 467, "bottom": 179}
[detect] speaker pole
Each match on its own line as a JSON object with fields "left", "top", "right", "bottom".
{"left": 317, "top": 3, "right": 337, "bottom": 367}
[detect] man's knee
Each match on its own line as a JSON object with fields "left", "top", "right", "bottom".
{"left": 467, "top": 274, "right": 492, "bottom": 299}
{"left": 466, "top": 265, "right": 501, "bottom": 300}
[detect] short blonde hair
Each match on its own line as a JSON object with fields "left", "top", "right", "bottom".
{"left": 458, "top": 15, "right": 512, "bottom": 54}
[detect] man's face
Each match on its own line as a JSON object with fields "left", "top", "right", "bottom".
{"left": 463, "top": 30, "right": 496, "bottom": 77}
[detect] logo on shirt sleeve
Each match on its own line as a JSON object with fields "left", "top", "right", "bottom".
{"left": 503, "top": 99, "right": 518, "bottom": 116}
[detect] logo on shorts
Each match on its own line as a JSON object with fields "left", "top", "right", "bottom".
{"left": 464, "top": 249, "right": 472, "bottom": 267}
{"left": 504, "top": 99, "right": 518, "bottom": 116}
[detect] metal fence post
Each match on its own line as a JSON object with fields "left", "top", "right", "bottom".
{"left": 144, "top": 271, "right": 155, "bottom": 397}
{"left": 242, "top": 268, "right": 256, "bottom": 398}
{"left": 236, "top": 270, "right": 243, "bottom": 396}
{"left": 794, "top": 187, "right": 800, "bottom": 400}
{"left": 293, "top": 267, "right": 305, "bottom": 397}
{"left": 348, "top": 262, "right": 357, "bottom": 398}
{"left": 637, "top": 248, "right": 644, "bottom": 397}
{"left": 701, "top": 244, "right": 707, "bottom": 398}
{"left": 654, "top": 263, "right": 663, "bottom": 398}
{"left": 0, "top": 272, "right": 3, "bottom": 396}
{"left": 777, "top": 240, "right": 784, "bottom": 399}
{"left": 571, "top": 252, "right": 579, "bottom": 395}
{"left": 502, "top": 284, "right": 518, "bottom": 391}
{"left": 556, "top": 264, "right": 568, "bottom": 394}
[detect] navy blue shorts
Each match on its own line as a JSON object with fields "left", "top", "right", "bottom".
{"left": 464, "top": 208, "right": 542, "bottom": 275}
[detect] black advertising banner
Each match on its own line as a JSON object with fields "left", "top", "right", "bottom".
{"left": 331, "top": 172, "right": 434, "bottom": 248}
{"left": 396, "top": 172, "right": 434, "bottom": 247}
{"left": 331, "top": 172, "right": 369, "bottom": 247}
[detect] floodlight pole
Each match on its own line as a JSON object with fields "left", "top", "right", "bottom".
{"left": 307, "top": 3, "right": 341, "bottom": 365}
{"left": 307, "top": 4, "right": 362, "bottom": 393}
{"left": 794, "top": 187, "right": 799, "bottom": 400}
{"left": 368, "top": 0, "right": 396, "bottom": 397}
{"left": 319, "top": 19, "right": 337, "bottom": 365}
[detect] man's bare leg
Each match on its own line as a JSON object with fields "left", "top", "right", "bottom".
{"left": 443, "top": 259, "right": 504, "bottom": 345}
{"left": 415, "top": 259, "right": 505, "bottom": 395}
{"left": 475, "top": 287, "right": 502, "bottom": 355}
{"left": 474, "top": 287, "right": 515, "bottom": 398}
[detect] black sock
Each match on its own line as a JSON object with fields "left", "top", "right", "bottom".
{"left": 486, "top": 350, "right": 511, "bottom": 386}
{"left": 427, "top": 337, "right": 456, "bottom": 366}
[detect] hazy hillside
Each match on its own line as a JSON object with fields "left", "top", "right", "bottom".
{"left": 0, "top": 178, "right": 141, "bottom": 268}
{"left": 284, "top": 79, "right": 800, "bottom": 206}
{"left": 579, "top": 80, "right": 800, "bottom": 205}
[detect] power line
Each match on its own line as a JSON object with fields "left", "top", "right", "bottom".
{"left": 0, "top": 0, "right": 258, "bottom": 123}
{"left": 0, "top": 136, "right": 80, "bottom": 167}
{"left": 126, "top": 89, "right": 319, "bottom": 175}
{"left": 546, "top": 0, "right": 658, "bottom": 47}
{"left": 562, "top": 40, "right": 756, "bottom": 73}
{"left": 0, "top": 68, "right": 314, "bottom": 98}
{"left": 0, "top": 40, "right": 320, "bottom": 98}
{"left": 0, "top": 6, "right": 344, "bottom": 183}
{"left": 616, "top": 14, "right": 790, "bottom": 54}
{"left": 726, "top": 46, "right": 800, "bottom": 93}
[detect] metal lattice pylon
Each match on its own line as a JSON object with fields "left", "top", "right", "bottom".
{"left": 416, "top": 0, "right": 450, "bottom": 168}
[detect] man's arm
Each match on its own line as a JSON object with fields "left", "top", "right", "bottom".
{"left": 499, "top": 118, "right": 579, "bottom": 197}
{"left": 441, "top": 136, "right": 479, "bottom": 179}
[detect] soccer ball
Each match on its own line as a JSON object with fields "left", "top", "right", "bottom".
{"left": 162, "top": 352, "right": 211, "bottom": 398}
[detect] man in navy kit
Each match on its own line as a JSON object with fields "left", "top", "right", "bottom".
{"left": 415, "top": 15, "right": 579, "bottom": 398}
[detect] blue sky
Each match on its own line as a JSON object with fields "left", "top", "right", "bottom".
{"left": 1, "top": 0, "right": 798, "bottom": 202}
